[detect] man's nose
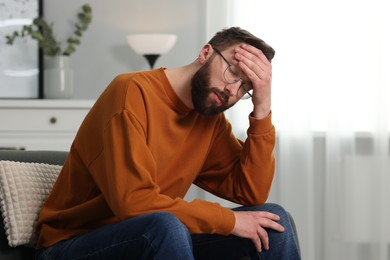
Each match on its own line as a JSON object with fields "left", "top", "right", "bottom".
{"left": 224, "top": 80, "right": 242, "bottom": 96}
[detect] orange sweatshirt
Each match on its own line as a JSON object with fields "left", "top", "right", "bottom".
{"left": 36, "top": 68, "right": 275, "bottom": 249}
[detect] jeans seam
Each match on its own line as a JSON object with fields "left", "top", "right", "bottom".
{"left": 142, "top": 233, "right": 158, "bottom": 259}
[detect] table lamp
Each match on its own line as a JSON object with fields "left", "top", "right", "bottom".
{"left": 127, "top": 33, "right": 177, "bottom": 69}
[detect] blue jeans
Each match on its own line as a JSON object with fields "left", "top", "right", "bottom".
{"left": 36, "top": 203, "right": 301, "bottom": 260}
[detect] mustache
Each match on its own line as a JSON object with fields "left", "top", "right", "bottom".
{"left": 212, "top": 88, "right": 229, "bottom": 105}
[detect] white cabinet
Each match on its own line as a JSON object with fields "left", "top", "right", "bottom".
{"left": 0, "top": 100, "right": 94, "bottom": 151}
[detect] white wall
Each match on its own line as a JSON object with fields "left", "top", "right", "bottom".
{"left": 43, "top": 0, "right": 207, "bottom": 99}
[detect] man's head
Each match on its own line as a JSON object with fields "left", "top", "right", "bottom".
{"left": 208, "top": 27, "right": 275, "bottom": 62}
{"left": 191, "top": 27, "right": 275, "bottom": 116}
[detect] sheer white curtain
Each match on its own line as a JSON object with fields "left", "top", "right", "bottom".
{"left": 205, "top": 0, "right": 390, "bottom": 259}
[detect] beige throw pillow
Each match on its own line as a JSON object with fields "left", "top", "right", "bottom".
{"left": 0, "top": 160, "right": 61, "bottom": 247}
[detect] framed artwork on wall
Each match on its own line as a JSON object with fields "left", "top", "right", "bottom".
{"left": 0, "top": 0, "right": 43, "bottom": 99}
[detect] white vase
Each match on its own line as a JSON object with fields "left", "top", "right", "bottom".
{"left": 44, "top": 55, "right": 74, "bottom": 99}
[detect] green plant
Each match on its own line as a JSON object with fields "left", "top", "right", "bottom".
{"left": 5, "top": 4, "right": 92, "bottom": 56}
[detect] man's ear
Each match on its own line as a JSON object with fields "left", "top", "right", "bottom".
{"left": 198, "top": 44, "right": 213, "bottom": 64}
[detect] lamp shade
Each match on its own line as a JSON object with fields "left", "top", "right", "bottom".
{"left": 127, "top": 34, "right": 177, "bottom": 55}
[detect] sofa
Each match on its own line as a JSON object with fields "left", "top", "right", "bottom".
{"left": 0, "top": 150, "right": 300, "bottom": 260}
{"left": 0, "top": 150, "right": 68, "bottom": 260}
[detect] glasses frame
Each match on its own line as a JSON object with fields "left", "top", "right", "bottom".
{"left": 212, "top": 47, "right": 252, "bottom": 100}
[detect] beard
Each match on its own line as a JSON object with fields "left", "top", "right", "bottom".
{"left": 191, "top": 60, "right": 234, "bottom": 116}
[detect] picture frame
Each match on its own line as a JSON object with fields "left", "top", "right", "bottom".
{"left": 0, "top": 0, "right": 43, "bottom": 99}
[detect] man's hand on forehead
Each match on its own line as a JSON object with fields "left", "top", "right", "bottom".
{"left": 234, "top": 44, "right": 272, "bottom": 119}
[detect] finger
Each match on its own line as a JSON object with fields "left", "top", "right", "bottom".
{"left": 258, "top": 227, "right": 269, "bottom": 250}
{"left": 259, "top": 218, "right": 285, "bottom": 233}
{"left": 235, "top": 44, "right": 270, "bottom": 73}
{"left": 238, "top": 44, "right": 270, "bottom": 65}
{"left": 235, "top": 51, "right": 271, "bottom": 84}
{"left": 253, "top": 212, "right": 285, "bottom": 232}
{"left": 258, "top": 211, "right": 281, "bottom": 221}
{"left": 234, "top": 50, "right": 263, "bottom": 75}
{"left": 252, "top": 234, "right": 262, "bottom": 252}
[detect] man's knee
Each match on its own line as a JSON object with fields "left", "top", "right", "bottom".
{"left": 238, "top": 203, "right": 290, "bottom": 225}
{"left": 143, "top": 212, "right": 193, "bottom": 256}
{"left": 263, "top": 203, "right": 288, "bottom": 218}
{"left": 240, "top": 203, "right": 287, "bottom": 214}
{"left": 147, "top": 212, "right": 191, "bottom": 239}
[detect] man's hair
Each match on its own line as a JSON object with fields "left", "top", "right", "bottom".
{"left": 208, "top": 27, "right": 275, "bottom": 62}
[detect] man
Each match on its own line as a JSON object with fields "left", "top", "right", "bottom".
{"left": 36, "top": 27, "right": 301, "bottom": 259}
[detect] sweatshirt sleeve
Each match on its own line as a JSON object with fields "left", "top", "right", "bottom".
{"left": 194, "top": 112, "right": 276, "bottom": 206}
{"left": 88, "top": 110, "right": 236, "bottom": 235}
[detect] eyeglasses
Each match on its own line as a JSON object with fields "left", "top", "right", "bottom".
{"left": 212, "top": 47, "right": 252, "bottom": 100}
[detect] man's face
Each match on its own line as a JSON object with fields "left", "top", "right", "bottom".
{"left": 191, "top": 47, "right": 240, "bottom": 116}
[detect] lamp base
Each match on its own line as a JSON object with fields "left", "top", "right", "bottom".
{"left": 143, "top": 54, "right": 160, "bottom": 69}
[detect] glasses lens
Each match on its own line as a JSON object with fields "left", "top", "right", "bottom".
{"left": 241, "top": 91, "right": 253, "bottom": 100}
{"left": 238, "top": 83, "right": 253, "bottom": 100}
{"left": 224, "top": 65, "right": 242, "bottom": 84}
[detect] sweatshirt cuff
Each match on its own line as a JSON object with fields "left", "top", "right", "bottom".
{"left": 217, "top": 208, "right": 236, "bottom": 235}
{"left": 247, "top": 111, "right": 274, "bottom": 135}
